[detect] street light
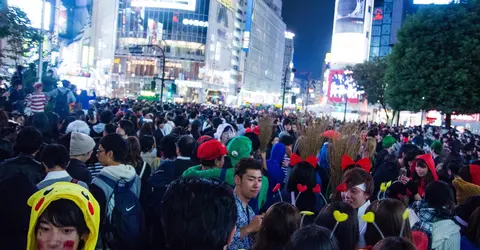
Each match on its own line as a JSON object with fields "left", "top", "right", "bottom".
{"left": 128, "top": 44, "right": 166, "bottom": 103}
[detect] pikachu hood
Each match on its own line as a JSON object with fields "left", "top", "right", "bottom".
{"left": 26, "top": 182, "right": 100, "bottom": 250}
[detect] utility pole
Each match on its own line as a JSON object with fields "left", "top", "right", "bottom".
{"left": 305, "top": 72, "right": 311, "bottom": 112}
{"left": 281, "top": 66, "right": 295, "bottom": 114}
{"left": 38, "top": 0, "right": 45, "bottom": 80}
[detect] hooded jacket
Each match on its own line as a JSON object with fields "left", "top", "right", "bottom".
{"left": 90, "top": 164, "right": 141, "bottom": 224}
{"left": 412, "top": 154, "right": 439, "bottom": 197}
{"left": 26, "top": 182, "right": 100, "bottom": 250}
{"left": 182, "top": 165, "right": 269, "bottom": 211}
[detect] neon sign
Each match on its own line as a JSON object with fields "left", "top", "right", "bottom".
{"left": 373, "top": 8, "right": 383, "bottom": 21}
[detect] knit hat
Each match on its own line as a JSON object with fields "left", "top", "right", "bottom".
{"left": 430, "top": 140, "right": 443, "bottom": 155}
{"left": 70, "top": 132, "right": 96, "bottom": 156}
{"left": 227, "top": 136, "right": 252, "bottom": 167}
{"left": 452, "top": 177, "right": 480, "bottom": 205}
{"left": 382, "top": 135, "right": 397, "bottom": 149}
{"left": 26, "top": 182, "right": 100, "bottom": 250}
{"left": 66, "top": 120, "right": 91, "bottom": 135}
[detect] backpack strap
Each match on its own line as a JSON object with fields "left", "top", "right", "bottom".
{"left": 71, "top": 178, "right": 79, "bottom": 184}
{"left": 139, "top": 161, "right": 147, "bottom": 178}
{"left": 220, "top": 167, "right": 227, "bottom": 182}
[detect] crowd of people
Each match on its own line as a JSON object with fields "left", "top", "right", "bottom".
{"left": 0, "top": 79, "right": 479, "bottom": 250}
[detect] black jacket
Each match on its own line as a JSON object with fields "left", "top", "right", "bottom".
{"left": 173, "top": 158, "right": 195, "bottom": 179}
{"left": 372, "top": 155, "right": 400, "bottom": 200}
{"left": 0, "top": 173, "right": 38, "bottom": 250}
{"left": 67, "top": 159, "right": 92, "bottom": 184}
{"left": 0, "top": 154, "right": 45, "bottom": 184}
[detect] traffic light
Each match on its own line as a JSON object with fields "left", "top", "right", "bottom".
{"left": 169, "top": 83, "right": 177, "bottom": 95}
{"left": 151, "top": 80, "right": 156, "bottom": 91}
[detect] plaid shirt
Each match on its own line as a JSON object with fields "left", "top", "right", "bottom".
{"left": 411, "top": 200, "right": 455, "bottom": 250}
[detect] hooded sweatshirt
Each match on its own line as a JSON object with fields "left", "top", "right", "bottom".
{"left": 412, "top": 154, "right": 439, "bottom": 197}
{"left": 90, "top": 164, "right": 141, "bottom": 223}
{"left": 26, "top": 182, "right": 100, "bottom": 250}
{"left": 182, "top": 166, "right": 269, "bottom": 211}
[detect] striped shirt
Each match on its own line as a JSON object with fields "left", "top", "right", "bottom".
{"left": 25, "top": 93, "right": 47, "bottom": 113}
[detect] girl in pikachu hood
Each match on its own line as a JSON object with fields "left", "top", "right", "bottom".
{"left": 26, "top": 182, "right": 100, "bottom": 250}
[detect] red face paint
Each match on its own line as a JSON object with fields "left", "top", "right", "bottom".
{"left": 37, "top": 240, "right": 45, "bottom": 250}
{"left": 63, "top": 240, "right": 75, "bottom": 250}
{"left": 35, "top": 197, "right": 45, "bottom": 211}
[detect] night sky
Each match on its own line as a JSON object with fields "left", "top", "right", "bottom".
{"left": 282, "top": 0, "right": 336, "bottom": 79}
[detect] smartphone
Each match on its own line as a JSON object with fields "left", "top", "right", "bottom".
{"left": 399, "top": 168, "right": 407, "bottom": 177}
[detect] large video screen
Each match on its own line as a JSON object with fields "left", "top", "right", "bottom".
{"left": 327, "top": 70, "right": 360, "bottom": 103}
{"left": 131, "top": 0, "right": 196, "bottom": 11}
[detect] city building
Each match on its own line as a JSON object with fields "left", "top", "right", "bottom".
{"left": 240, "top": 0, "right": 286, "bottom": 104}
{"left": 282, "top": 31, "right": 295, "bottom": 106}
{"left": 330, "top": 0, "right": 375, "bottom": 68}
{"left": 264, "top": 0, "right": 282, "bottom": 17}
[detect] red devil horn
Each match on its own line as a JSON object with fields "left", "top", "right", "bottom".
{"left": 341, "top": 154, "right": 355, "bottom": 171}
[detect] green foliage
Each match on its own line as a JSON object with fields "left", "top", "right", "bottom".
{"left": 0, "top": 6, "right": 42, "bottom": 67}
{"left": 385, "top": 3, "right": 480, "bottom": 116}
{"left": 349, "top": 57, "right": 390, "bottom": 120}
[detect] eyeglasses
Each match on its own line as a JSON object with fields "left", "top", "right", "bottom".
{"left": 97, "top": 149, "right": 106, "bottom": 154}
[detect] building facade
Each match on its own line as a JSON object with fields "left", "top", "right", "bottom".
{"left": 240, "top": 0, "right": 286, "bottom": 104}
{"left": 330, "top": 0, "right": 374, "bottom": 68}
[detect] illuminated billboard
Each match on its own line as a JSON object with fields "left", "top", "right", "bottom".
{"left": 130, "top": 0, "right": 196, "bottom": 11}
{"left": 330, "top": 0, "right": 372, "bottom": 65}
{"left": 8, "top": 0, "right": 51, "bottom": 30}
{"left": 414, "top": 0, "right": 457, "bottom": 4}
{"left": 327, "top": 70, "right": 360, "bottom": 103}
{"left": 243, "top": 0, "right": 254, "bottom": 52}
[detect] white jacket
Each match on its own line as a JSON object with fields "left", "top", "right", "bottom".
{"left": 431, "top": 219, "right": 461, "bottom": 250}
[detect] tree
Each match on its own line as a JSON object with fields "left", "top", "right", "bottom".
{"left": 0, "top": 6, "right": 42, "bottom": 68}
{"left": 385, "top": 3, "right": 480, "bottom": 127}
{"left": 349, "top": 57, "right": 391, "bottom": 122}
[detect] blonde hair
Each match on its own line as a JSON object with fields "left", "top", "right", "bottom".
{"left": 365, "top": 137, "right": 377, "bottom": 158}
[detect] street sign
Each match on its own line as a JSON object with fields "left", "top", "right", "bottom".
{"left": 129, "top": 46, "right": 144, "bottom": 54}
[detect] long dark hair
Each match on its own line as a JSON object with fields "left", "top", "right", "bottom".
{"left": 315, "top": 202, "right": 359, "bottom": 250}
{"left": 125, "top": 136, "right": 143, "bottom": 168}
{"left": 287, "top": 162, "right": 318, "bottom": 212}
{"left": 253, "top": 202, "right": 300, "bottom": 250}
{"left": 412, "top": 159, "right": 435, "bottom": 188}
{"left": 364, "top": 199, "right": 412, "bottom": 247}
{"left": 36, "top": 199, "right": 89, "bottom": 249}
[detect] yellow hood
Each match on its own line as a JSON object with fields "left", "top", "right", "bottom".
{"left": 26, "top": 182, "right": 100, "bottom": 250}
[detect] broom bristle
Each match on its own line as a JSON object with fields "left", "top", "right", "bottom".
{"left": 298, "top": 118, "right": 330, "bottom": 159}
{"left": 259, "top": 116, "right": 274, "bottom": 153}
{"left": 328, "top": 122, "right": 363, "bottom": 188}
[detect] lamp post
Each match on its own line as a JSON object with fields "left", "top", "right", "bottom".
{"left": 129, "top": 44, "right": 166, "bottom": 103}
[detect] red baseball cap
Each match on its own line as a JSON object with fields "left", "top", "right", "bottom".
{"left": 197, "top": 140, "right": 228, "bottom": 160}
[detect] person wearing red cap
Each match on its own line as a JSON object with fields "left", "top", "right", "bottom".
{"left": 188, "top": 139, "right": 228, "bottom": 171}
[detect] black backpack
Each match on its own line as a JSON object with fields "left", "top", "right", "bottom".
{"left": 55, "top": 89, "right": 70, "bottom": 112}
{"left": 96, "top": 175, "right": 147, "bottom": 250}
